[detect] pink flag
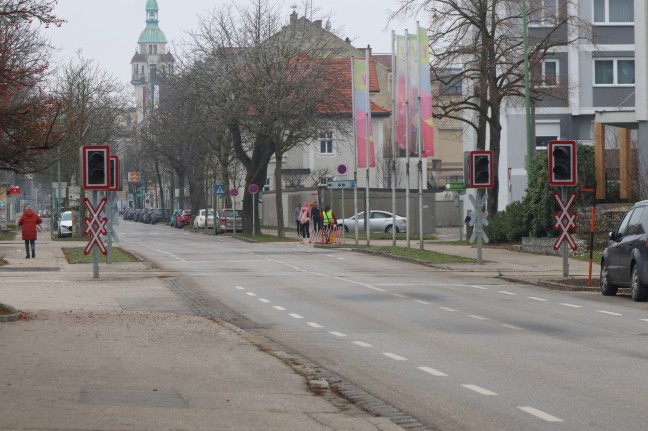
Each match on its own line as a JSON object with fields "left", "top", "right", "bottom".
{"left": 352, "top": 59, "right": 375, "bottom": 168}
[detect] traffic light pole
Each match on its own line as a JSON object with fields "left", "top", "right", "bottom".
{"left": 561, "top": 187, "right": 570, "bottom": 277}
{"left": 92, "top": 190, "right": 99, "bottom": 279}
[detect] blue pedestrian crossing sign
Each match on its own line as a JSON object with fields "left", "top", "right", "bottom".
{"left": 214, "top": 184, "right": 225, "bottom": 196}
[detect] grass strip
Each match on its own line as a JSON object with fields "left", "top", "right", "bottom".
{"left": 62, "top": 247, "right": 139, "bottom": 264}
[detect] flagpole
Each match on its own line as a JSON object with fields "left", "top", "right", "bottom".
{"left": 365, "top": 47, "right": 371, "bottom": 247}
{"left": 391, "top": 31, "right": 397, "bottom": 247}
{"left": 417, "top": 23, "right": 424, "bottom": 250}
{"left": 351, "top": 58, "right": 359, "bottom": 246}
{"left": 405, "top": 29, "right": 411, "bottom": 249}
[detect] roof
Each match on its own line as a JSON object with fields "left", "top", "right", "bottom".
{"left": 131, "top": 51, "right": 146, "bottom": 63}
{"left": 138, "top": 23, "right": 167, "bottom": 44}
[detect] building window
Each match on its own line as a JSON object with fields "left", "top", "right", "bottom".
{"left": 529, "top": 0, "right": 559, "bottom": 26}
{"left": 532, "top": 59, "right": 559, "bottom": 87}
{"left": 594, "top": 59, "right": 635, "bottom": 86}
{"left": 593, "top": 0, "right": 634, "bottom": 24}
{"left": 264, "top": 177, "right": 271, "bottom": 191}
{"left": 438, "top": 69, "right": 462, "bottom": 95}
{"left": 319, "top": 131, "right": 334, "bottom": 155}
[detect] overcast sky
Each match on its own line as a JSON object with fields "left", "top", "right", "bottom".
{"left": 46, "top": 0, "right": 423, "bottom": 87}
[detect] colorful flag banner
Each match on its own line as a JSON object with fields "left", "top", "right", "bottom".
{"left": 352, "top": 59, "right": 376, "bottom": 168}
{"left": 418, "top": 27, "right": 435, "bottom": 156}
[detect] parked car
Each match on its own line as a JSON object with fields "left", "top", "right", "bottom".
{"left": 175, "top": 210, "right": 192, "bottom": 229}
{"left": 58, "top": 211, "right": 73, "bottom": 237}
{"left": 337, "top": 210, "right": 407, "bottom": 234}
{"left": 601, "top": 200, "right": 648, "bottom": 301}
{"left": 151, "top": 208, "right": 170, "bottom": 224}
{"left": 193, "top": 209, "right": 216, "bottom": 229}
{"left": 141, "top": 209, "right": 154, "bottom": 224}
{"left": 170, "top": 210, "right": 182, "bottom": 228}
{"left": 219, "top": 208, "right": 242, "bottom": 232}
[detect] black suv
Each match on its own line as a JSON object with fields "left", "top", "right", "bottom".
{"left": 601, "top": 200, "right": 648, "bottom": 301}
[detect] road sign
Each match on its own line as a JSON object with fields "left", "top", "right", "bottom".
{"left": 248, "top": 184, "right": 259, "bottom": 195}
{"left": 327, "top": 180, "right": 355, "bottom": 189}
{"left": 445, "top": 182, "right": 466, "bottom": 191}
{"left": 230, "top": 188, "right": 239, "bottom": 197}
{"left": 337, "top": 164, "right": 348, "bottom": 175}
{"left": 83, "top": 197, "right": 108, "bottom": 256}
{"left": 214, "top": 184, "right": 225, "bottom": 195}
{"left": 128, "top": 172, "right": 141, "bottom": 183}
{"left": 553, "top": 192, "right": 577, "bottom": 251}
{"left": 8, "top": 187, "right": 20, "bottom": 196}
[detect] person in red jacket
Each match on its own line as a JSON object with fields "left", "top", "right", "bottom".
{"left": 18, "top": 205, "right": 43, "bottom": 259}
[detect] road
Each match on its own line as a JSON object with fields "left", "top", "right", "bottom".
{"left": 119, "top": 220, "right": 648, "bottom": 431}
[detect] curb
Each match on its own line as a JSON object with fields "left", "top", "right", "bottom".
{"left": 0, "top": 303, "right": 20, "bottom": 322}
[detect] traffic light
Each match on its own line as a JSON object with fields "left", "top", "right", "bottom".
{"left": 109, "top": 155, "right": 121, "bottom": 192}
{"left": 469, "top": 151, "right": 493, "bottom": 188}
{"left": 81, "top": 145, "right": 110, "bottom": 190}
{"left": 549, "top": 140, "right": 577, "bottom": 186}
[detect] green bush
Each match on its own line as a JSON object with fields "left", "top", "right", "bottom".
{"left": 485, "top": 200, "right": 529, "bottom": 242}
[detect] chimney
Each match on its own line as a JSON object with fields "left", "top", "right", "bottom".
{"left": 290, "top": 11, "right": 297, "bottom": 25}
{"left": 313, "top": 19, "right": 322, "bottom": 28}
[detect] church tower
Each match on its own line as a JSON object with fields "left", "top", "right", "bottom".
{"left": 131, "top": 0, "right": 174, "bottom": 123}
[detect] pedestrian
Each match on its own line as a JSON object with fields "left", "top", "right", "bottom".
{"left": 311, "top": 201, "right": 322, "bottom": 232}
{"left": 298, "top": 201, "right": 311, "bottom": 243}
{"left": 18, "top": 205, "right": 43, "bottom": 259}
{"left": 322, "top": 205, "right": 337, "bottom": 243}
{"left": 294, "top": 205, "right": 301, "bottom": 233}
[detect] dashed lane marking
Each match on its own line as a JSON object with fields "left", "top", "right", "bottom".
{"left": 245, "top": 292, "right": 257, "bottom": 297}
{"left": 470, "top": 285, "right": 490, "bottom": 290}
{"left": 418, "top": 367, "right": 447, "bottom": 377}
{"left": 329, "top": 331, "right": 347, "bottom": 337}
{"left": 258, "top": 298, "right": 270, "bottom": 303}
{"left": 383, "top": 353, "right": 407, "bottom": 361}
{"left": 414, "top": 300, "right": 431, "bottom": 305}
{"left": 352, "top": 341, "right": 372, "bottom": 347}
{"left": 597, "top": 310, "right": 622, "bottom": 316}
{"left": 273, "top": 306, "right": 287, "bottom": 311}
{"left": 307, "top": 322, "right": 323, "bottom": 328}
{"left": 235, "top": 286, "right": 245, "bottom": 290}
{"left": 468, "top": 315, "right": 489, "bottom": 321}
{"left": 462, "top": 384, "right": 497, "bottom": 396}
{"left": 439, "top": 306, "right": 457, "bottom": 312}
{"left": 392, "top": 294, "right": 407, "bottom": 298}
{"left": 501, "top": 323, "right": 524, "bottom": 330}
{"left": 289, "top": 313, "right": 303, "bottom": 319}
{"left": 560, "top": 303, "right": 582, "bottom": 308}
{"left": 527, "top": 297, "right": 547, "bottom": 302}
{"left": 518, "top": 406, "right": 563, "bottom": 422}
{"left": 498, "top": 290, "right": 516, "bottom": 295}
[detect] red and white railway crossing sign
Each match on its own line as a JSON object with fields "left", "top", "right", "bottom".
{"left": 83, "top": 197, "right": 108, "bottom": 256}
{"left": 552, "top": 192, "right": 578, "bottom": 251}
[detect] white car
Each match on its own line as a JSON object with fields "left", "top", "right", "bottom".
{"left": 337, "top": 210, "right": 407, "bottom": 234}
{"left": 58, "top": 211, "right": 73, "bottom": 237}
{"left": 193, "top": 209, "right": 217, "bottom": 229}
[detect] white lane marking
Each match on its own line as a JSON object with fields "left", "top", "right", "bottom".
{"left": 501, "top": 323, "right": 524, "bottom": 330}
{"left": 468, "top": 315, "right": 489, "bottom": 321}
{"left": 498, "top": 290, "right": 516, "bottom": 295}
{"left": 245, "top": 292, "right": 257, "bottom": 297}
{"left": 329, "top": 331, "right": 347, "bottom": 337}
{"left": 527, "top": 297, "right": 547, "bottom": 302}
{"left": 258, "top": 298, "right": 271, "bottom": 303}
{"left": 641, "top": 319, "right": 648, "bottom": 322}
{"left": 560, "top": 303, "right": 582, "bottom": 308}
{"left": 131, "top": 242, "right": 184, "bottom": 260}
{"left": 414, "top": 300, "right": 431, "bottom": 305}
{"left": 352, "top": 341, "right": 372, "bottom": 347}
{"left": 518, "top": 407, "right": 563, "bottom": 422}
{"left": 462, "top": 384, "right": 497, "bottom": 396}
{"left": 307, "top": 322, "right": 323, "bottom": 328}
{"left": 392, "top": 294, "right": 407, "bottom": 298}
{"left": 470, "top": 285, "right": 490, "bottom": 290}
{"left": 418, "top": 367, "right": 447, "bottom": 377}
{"left": 597, "top": 310, "right": 622, "bottom": 316}
{"left": 235, "top": 286, "right": 245, "bottom": 290}
{"left": 273, "top": 306, "right": 287, "bottom": 311}
{"left": 383, "top": 352, "right": 407, "bottom": 361}
{"left": 289, "top": 313, "right": 303, "bottom": 319}
{"left": 439, "top": 306, "right": 457, "bottom": 312}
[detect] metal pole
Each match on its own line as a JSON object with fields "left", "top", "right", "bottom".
{"left": 405, "top": 29, "right": 411, "bottom": 249}
{"left": 561, "top": 187, "right": 569, "bottom": 277}
{"left": 523, "top": 0, "right": 533, "bottom": 172}
{"left": 365, "top": 47, "right": 371, "bottom": 247}
{"left": 252, "top": 194, "right": 256, "bottom": 237}
{"left": 416, "top": 22, "right": 424, "bottom": 250}
{"left": 391, "top": 30, "right": 397, "bottom": 247}
{"left": 351, "top": 58, "right": 359, "bottom": 246}
{"left": 92, "top": 190, "right": 99, "bottom": 279}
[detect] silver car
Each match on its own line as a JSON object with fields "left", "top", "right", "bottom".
{"left": 337, "top": 210, "right": 407, "bottom": 233}
{"left": 58, "top": 211, "right": 73, "bottom": 237}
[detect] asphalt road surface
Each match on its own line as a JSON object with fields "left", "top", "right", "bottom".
{"left": 119, "top": 221, "right": 648, "bottom": 431}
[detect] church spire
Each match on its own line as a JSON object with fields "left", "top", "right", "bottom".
{"left": 138, "top": 0, "right": 167, "bottom": 44}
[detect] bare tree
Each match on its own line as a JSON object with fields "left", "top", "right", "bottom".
{"left": 0, "top": 0, "right": 64, "bottom": 26}
{"left": 187, "top": 0, "right": 350, "bottom": 235}
{"left": 395, "top": 0, "right": 589, "bottom": 215}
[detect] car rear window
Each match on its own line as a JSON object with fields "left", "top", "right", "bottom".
{"left": 222, "top": 210, "right": 241, "bottom": 217}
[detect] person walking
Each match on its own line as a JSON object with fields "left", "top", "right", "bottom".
{"left": 298, "top": 201, "right": 311, "bottom": 243}
{"left": 322, "top": 205, "right": 337, "bottom": 243}
{"left": 311, "top": 201, "right": 322, "bottom": 232}
{"left": 18, "top": 205, "right": 43, "bottom": 259}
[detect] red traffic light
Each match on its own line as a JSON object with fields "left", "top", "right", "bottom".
{"left": 469, "top": 151, "right": 493, "bottom": 188}
{"left": 548, "top": 140, "right": 577, "bottom": 186}
{"left": 81, "top": 145, "right": 110, "bottom": 190}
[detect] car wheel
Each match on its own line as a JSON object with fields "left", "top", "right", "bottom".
{"left": 385, "top": 225, "right": 399, "bottom": 234}
{"left": 600, "top": 260, "right": 618, "bottom": 296}
{"left": 631, "top": 265, "right": 648, "bottom": 302}
{"left": 342, "top": 224, "right": 348, "bottom": 233}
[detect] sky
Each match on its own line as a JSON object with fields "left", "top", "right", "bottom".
{"left": 45, "top": 0, "right": 423, "bottom": 87}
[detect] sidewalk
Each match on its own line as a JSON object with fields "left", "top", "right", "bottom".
{"left": 0, "top": 228, "right": 406, "bottom": 431}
